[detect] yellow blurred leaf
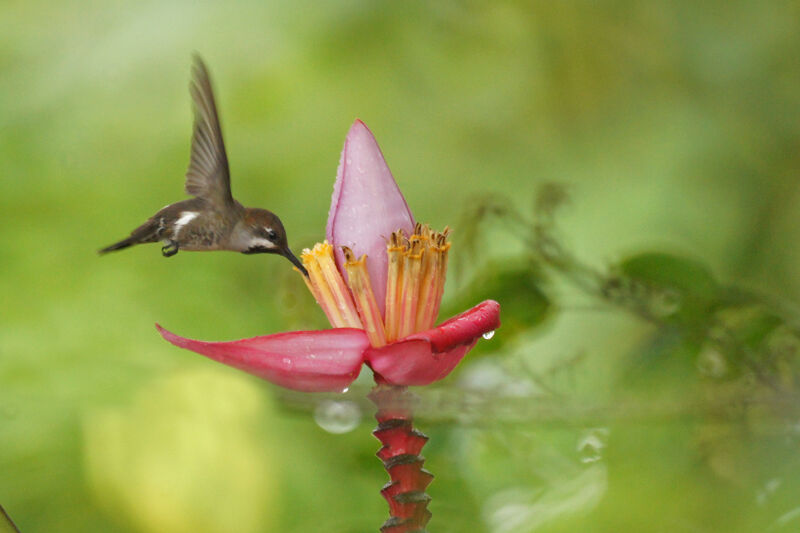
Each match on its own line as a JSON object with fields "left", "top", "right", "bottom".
{"left": 82, "top": 368, "right": 278, "bottom": 533}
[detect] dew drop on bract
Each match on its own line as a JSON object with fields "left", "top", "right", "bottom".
{"left": 482, "top": 330, "right": 495, "bottom": 340}
{"left": 577, "top": 428, "right": 609, "bottom": 464}
{"left": 314, "top": 399, "right": 361, "bottom": 434}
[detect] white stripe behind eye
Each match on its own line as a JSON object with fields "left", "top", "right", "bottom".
{"left": 174, "top": 211, "right": 199, "bottom": 237}
{"left": 250, "top": 237, "right": 278, "bottom": 249}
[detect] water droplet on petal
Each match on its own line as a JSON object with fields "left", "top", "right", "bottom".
{"left": 482, "top": 330, "right": 495, "bottom": 340}
{"left": 577, "top": 428, "right": 609, "bottom": 464}
{"left": 314, "top": 400, "right": 361, "bottom": 434}
{"left": 340, "top": 387, "right": 350, "bottom": 394}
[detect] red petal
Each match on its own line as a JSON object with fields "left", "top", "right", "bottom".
{"left": 365, "top": 339, "right": 477, "bottom": 386}
{"left": 364, "top": 300, "right": 500, "bottom": 386}
{"left": 327, "top": 120, "right": 415, "bottom": 316}
{"left": 412, "top": 300, "right": 501, "bottom": 352}
{"left": 156, "top": 325, "right": 370, "bottom": 392}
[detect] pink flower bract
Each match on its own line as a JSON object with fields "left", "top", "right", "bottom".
{"left": 327, "top": 120, "right": 415, "bottom": 316}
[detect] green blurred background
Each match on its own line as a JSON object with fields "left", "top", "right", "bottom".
{"left": 2, "top": 2, "right": 800, "bottom": 532}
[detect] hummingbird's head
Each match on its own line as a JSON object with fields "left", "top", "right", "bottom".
{"left": 238, "top": 208, "right": 307, "bottom": 275}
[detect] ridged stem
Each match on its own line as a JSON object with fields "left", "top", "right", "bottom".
{"left": 368, "top": 385, "right": 433, "bottom": 533}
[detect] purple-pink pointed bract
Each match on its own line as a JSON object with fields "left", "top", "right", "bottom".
{"left": 156, "top": 325, "right": 369, "bottom": 392}
{"left": 327, "top": 120, "right": 415, "bottom": 317}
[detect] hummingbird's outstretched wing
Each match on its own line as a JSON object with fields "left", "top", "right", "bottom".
{"left": 185, "top": 56, "right": 234, "bottom": 207}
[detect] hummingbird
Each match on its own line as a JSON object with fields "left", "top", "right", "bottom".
{"left": 99, "top": 56, "right": 307, "bottom": 276}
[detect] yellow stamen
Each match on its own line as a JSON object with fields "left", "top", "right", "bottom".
{"left": 415, "top": 234, "right": 440, "bottom": 331}
{"left": 343, "top": 247, "right": 387, "bottom": 347}
{"left": 301, "top": 242, "right": 362, "bottom": 329}
{"left": 301, "top": 248, "right": 345, "bottom": 327}
{"left": 384, "top": 230, "right": 406, "bottom": 343}
{"left": 398, "top": 237, "right": 423, "bottom": 339}
{"left": 298, "top": 225, "right": 452, "bottom": 346}
{"left": 431, "top": 229, "right": 451, "bottom": 326}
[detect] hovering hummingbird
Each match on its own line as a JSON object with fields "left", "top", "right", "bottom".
{"left": 99, "top": 56, "right": 306, "bottom": 275}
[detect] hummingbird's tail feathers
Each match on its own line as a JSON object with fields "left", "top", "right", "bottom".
{"left": 99, "top": 217, "right": 164, "bottom": 255}
{"left": 98, "top": 237, "right": 136, "bottom": 254}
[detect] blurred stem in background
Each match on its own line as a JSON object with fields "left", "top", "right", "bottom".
{"left": 0, "top": 505, "right": 20, "bottom": 533}
{"left": 460, "top": 182, "right": 800, "bottom": 396}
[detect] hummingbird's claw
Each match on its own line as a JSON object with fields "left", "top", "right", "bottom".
{"left": 162, "top": 241, "right": 179, "bottom": 257}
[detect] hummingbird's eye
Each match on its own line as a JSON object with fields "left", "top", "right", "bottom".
{"left": 266, "top": 228, "right": 278, "bottom": 241}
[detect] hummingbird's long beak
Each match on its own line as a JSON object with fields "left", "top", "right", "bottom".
{"left": 282, "top": 247, "right": 308, "bottom": 277}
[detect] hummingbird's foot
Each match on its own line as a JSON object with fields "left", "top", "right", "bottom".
{"left": 162, "top": 241, "right": 179, "bottom": 257}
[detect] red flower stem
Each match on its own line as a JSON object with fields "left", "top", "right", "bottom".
{"left": 368, "top": 384, "right": 433, "bottom": 533}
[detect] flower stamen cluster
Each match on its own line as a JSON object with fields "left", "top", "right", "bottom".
{"left": 301, "top": 242, "right": 363, "bottom": 329}
{"left": 300, "top": 224, "right": 451, "bottom": 350}
{"left": 387, "top": 224, "right": 450, "bottom": 342}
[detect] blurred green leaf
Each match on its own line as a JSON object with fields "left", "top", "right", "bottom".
{"left": 445, "top": 259, "right": 550, "bottom": 354}
{"left": 712, "top": 304, "right": 792, "bottom": 382}
{"left": 622, "top": 326, "right": 705, "bottom": 388}
{"left": 613, "top": 252, "right": 720, "bottom": 327}
{"left": 82, "top": 369, "right": 278, "bottom": 533}
{"left": 716, "top": 305, "right": 783, "bottom": 352}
